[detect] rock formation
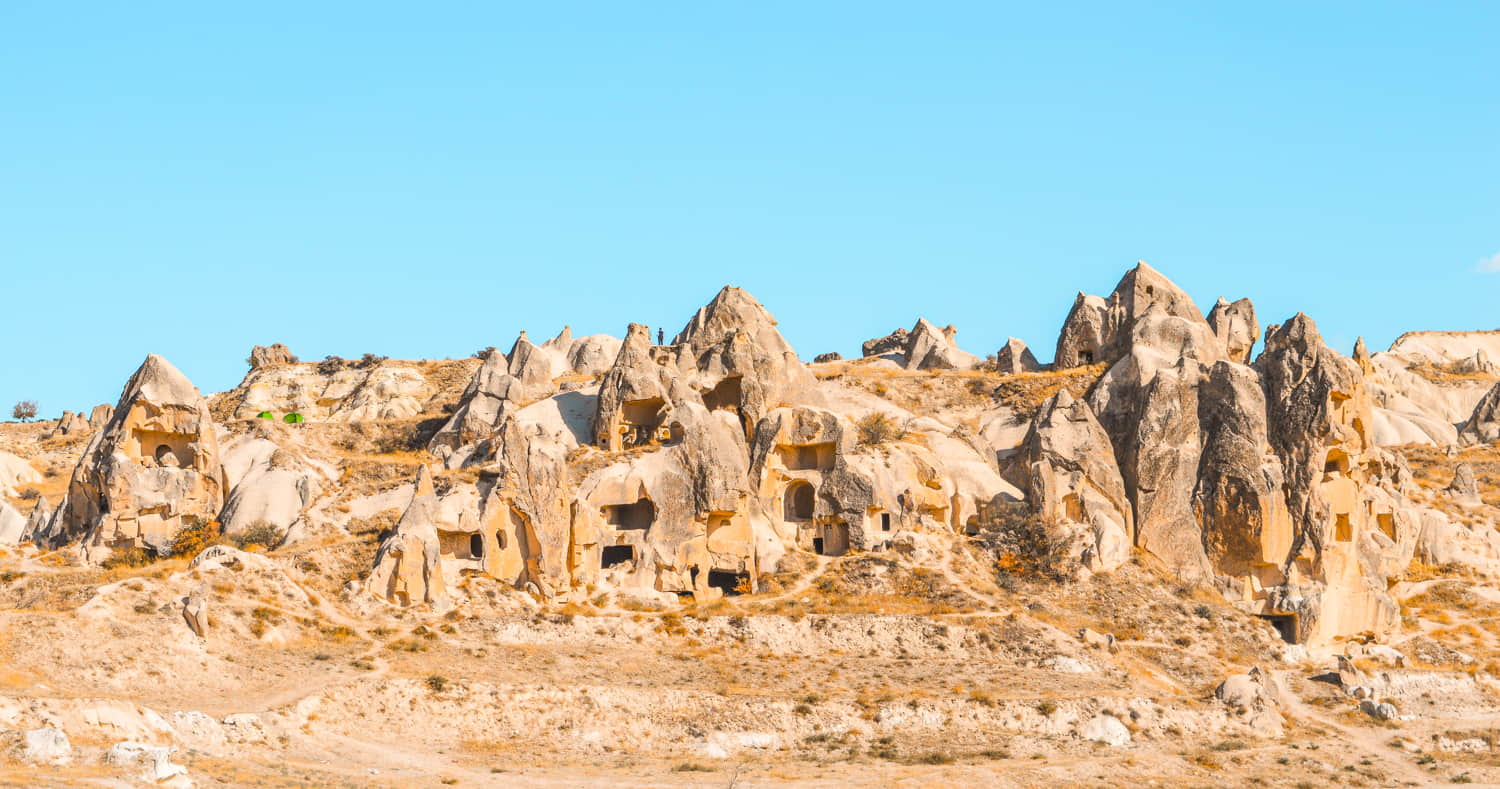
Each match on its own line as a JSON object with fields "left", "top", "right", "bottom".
{"left": 862, "top": 327, "right": 909, "bottom": 358}
{"left": 994, "top": 337, "right": 1040, "bottom": 374}
{"left": 902, "top": 319, "right": 978, "bottom": 371}
{"left": 54, "top": 355, "right": 226, "bottom": 558}
{"left": 248, "top": 344, "right": 298, "bottom": 369}
{"left": 1207, "top": 297, "right": 1260, "bottom": 364}
{"left": 366, "top": 465, "right": 448, "bottom": 607}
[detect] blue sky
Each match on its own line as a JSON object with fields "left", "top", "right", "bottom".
{"left": 1, "top": 2, "right": 1496, "bottom": 414}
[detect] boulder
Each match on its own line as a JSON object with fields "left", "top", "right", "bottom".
{"left": 183, "top": 590, "right": 209, "bottom": 637}
{"left": 1447, "top": 463, "right": 1482, "bottom": 507}
{"left": 0, "top": 502, "right": 24, "bottom": 545}
{"left": 104, "top": 741, "right": 189, "bottom": 785}
{"left": 1079, "top": 715, "right": 1130, "bottom": 746}
{"left": 1, "top": 727, "right": 71, "bottom": 765}
{"left": 0, "top": 450, "right": 41, "bottom": 497}
{"left": 813, "top": 352, "right": 842, "bottom": 363}
{"left": 248, "top": 343, "right": 298, "bottom": 368}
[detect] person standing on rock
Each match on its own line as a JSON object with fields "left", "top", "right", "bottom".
{"left": 657, "top": 328, "right": 664, "bottom": 345}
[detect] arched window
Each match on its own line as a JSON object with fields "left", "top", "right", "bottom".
{"left": 469, "top": 533, "right": 484, "bottom": 558}
{"left": 783, "top": 481, "right": 815, "bottom": 521}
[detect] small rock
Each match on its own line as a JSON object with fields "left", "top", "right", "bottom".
{"left": 1, "top": 727, "right": 72, "bottom": 765}
{"left": 1080, "top": 715, "right": 1131, "bottom": 746}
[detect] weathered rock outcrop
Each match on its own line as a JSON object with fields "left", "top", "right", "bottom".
{"left": 1460, "top": 382, "right": 1500, "bottom": 445}
{"left": 248, "top": 344, "right": 298, "bottom": 369}
{"left": 903, "top": 319, "right": 978, "bottom": 371}
{"left": 1055, "top": 261, "right": 1208, "bottom": 369}
{"left": 994, "top": 338, "right": 1041, "bottom": 374}
{"left": 56, "top": 355, "right": 226, "bottom": 558}
{"left": 1194, "top": 362, "right": 1293, "bottom": 588}
{"left": 1207, "top": 297, "right": 1259, "bottom": 364}
{"left": 1018, "top": 391, "right": 1131, "bottom": 572}
{"left": 862, "top": 328, "right": 909, "bottom": 359}
{"left": 367, "top": 465, "right": 447, "bottom": 606}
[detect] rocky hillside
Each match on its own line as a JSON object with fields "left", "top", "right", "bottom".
{"left": 3, "top": 263, "right": 1500, "bottom": 787}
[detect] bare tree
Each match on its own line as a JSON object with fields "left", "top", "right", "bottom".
{"left": 11, "top": 400, "right": 38, "bottom": 422}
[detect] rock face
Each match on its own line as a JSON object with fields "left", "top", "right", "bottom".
{"left": 0, "top": 450, "right": 41, "bottom": 497}
{"left": 248, "top": 343, "right": 298, "bottom": 368}
{"left": 367, "top": 466, "right": 448, "bottom": 607}
{"left": 903, "top": 319, "right": 978, "bottom": 371}
{"left": 221, "top": 355, "right": 482, "bottom": 423}
{"left": 862, "top": 327, "right": 910, "bottom": 358}
{"left": 1, "top": 727, "right": 71, "bottom": 765}
{"left": 0, "top": 502, "right": 24, "bottom": 545}
{"left": 813, "top": 352, "right": 842, "bottom": 363}
{"left": 994, "top": 338, "right": 1041, "bottom": 374}
{"left": 1025, "top": 265, "right": 1441, "bottom": 643}
{"left": 1460, "top": 382, "right": 1500, "bottom": 445}
{"left": 1055, "top": 261, "right": 1208, "bottom": 369}
{"left": 1207, "top": 297, "right": 1260, "bottom": 364}
{"left": 1017, "top": 391, "right": 1131, "bottom": 573}
{"left": 55, "top": 355, "right": 226, "bottom": 558}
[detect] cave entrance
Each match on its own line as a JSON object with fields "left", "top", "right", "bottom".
{"left": 1258, "top": 613, "right": 1298, "bottom": 644}
{"left": 707, "top": 570, "right": 748, "bottom": 596}
{"left": 783, "top": 481, "right": 815, "bottom": 522}
{"left": 620, "top": 398, "right": 665, "bottom": 449}
{"left": 601, "top": 544, "right": 635, "bottom": 569}
{"left": 603, "top": 499, "right": 655, "bottom": 531}
{"left": 701, "top": 376, "right": 743, "bottom": 413}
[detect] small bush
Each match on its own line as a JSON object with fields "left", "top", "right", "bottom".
{"left": 102, "top": 546, "right": 157, "bottom": 570}
{"left": 671, "top": 763, "right": 713, "bottom": 773}
{"left": 232, "top": 521, "right": 285, "bottom": 551}
{"left": 170, "top": 516, "right": 224, "bottom": 558}
{"left": 1036, "top": 700, "right": 1058, "bottom": 716}
{"left": 855, "top": 412, "right": 907, "bottom": 447}
{"left": 16, "top": 486, "right": 40, "bottom": 501}
{"left": 425, "top": 674, "right": 448, "bottom": 692}
{"left": 981, "top": 501, "right": 1075, "bottom": 583}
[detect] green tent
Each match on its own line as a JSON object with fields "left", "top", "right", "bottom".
{"left": 282, "top": 412, "right": 305, "bottom": 424}
{"left": 256, "top": 411, "right": 274, "bottom": 420}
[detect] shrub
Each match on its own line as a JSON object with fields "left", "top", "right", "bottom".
{"left": 980, "top": 501, "right": 1075, "bottom": 583}
{"left": 425, "top": 674, "right": 448, "bottom": 692}
{"left": 232, "top": 521, "right": 285, "bottom": 551}
{"left": 855, "top": 412, "right": 907, "bottom": 447}
{"left": 170, "top": 517, "right": 224, "bottom": 558}
{"left": 671, "top": 763, "right": 712, "bottom": 773}
{"left": 102, "top": 546, "right": 157, "bottom": 570}
{"left": 10, "top": 400, "right": 38, "bottom": 422}
{"left": 16, "top": 487, "right": 40, "bottom": 501}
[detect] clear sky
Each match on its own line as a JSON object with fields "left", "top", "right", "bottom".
{"left": 1, "top": 2, "right": 1496, "bottom": 415}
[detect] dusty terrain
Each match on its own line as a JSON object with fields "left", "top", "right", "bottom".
{"left": 4, "top": 268, "right": 1500, "bottom": 787}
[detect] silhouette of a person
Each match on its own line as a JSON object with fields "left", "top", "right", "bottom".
{"left": 657, "top": 328, "right": 664, "bottom": 345}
